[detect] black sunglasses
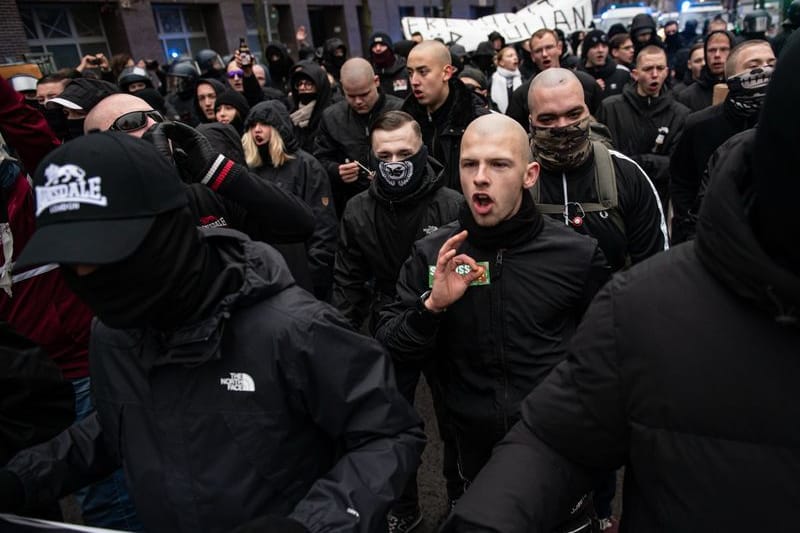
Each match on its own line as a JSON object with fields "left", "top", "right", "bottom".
{"left": 109, "top": 110, "right": 164, "bottom": 132}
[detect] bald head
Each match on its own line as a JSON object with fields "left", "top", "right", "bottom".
{"left": 464, "top": 114, "right": 531, "bottom": 162}
{"left": 86, "top": 93, "right": 154, "bottom": 137}
{"left": 408, "top": 40, "right": 451, "bottom": 67}
{"left": 340, "top": 57, "right": 375, "bottom": 85}
{"left": 528, "top": 68, "right": 588, "bottom": 128}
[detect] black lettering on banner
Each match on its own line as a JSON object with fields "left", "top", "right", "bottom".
{"left": 572, "top": 5, "right": 587, "bottom": 29}
{"left": 538, "top": 15, "right": 548, "bottom": 27}
{"left": 535, "top": 0, "right": 555, "bottom": 8}
{"left": 504, "top": 13, "right": 516, "bottom": 24}
{"left": 449, "top": 31, "right": 463, "bottom": 43}
{"left": 553, "top": 9, "right": 571, "bottom": 30}
{"left": 505, "top": 24, "right": 525, "bottom": 41}
{"left": 425, "top": 17, "right": 437, "bottom": 31}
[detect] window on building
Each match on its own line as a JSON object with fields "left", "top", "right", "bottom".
{"left": 152, "top": 5, "right": 210, "bottom": 61}
{"left": 241, "top": 4, "right": 279, "bottom": 59}
{"left": 423, "top": 6, "right": 444, "bottom": 17}
{"left": 398, "top": 6, "right": 415, "bottom": 18}
{"left": 470, "top": 5, "right": 495, "bottom": 18}
{"left": 19, "top": 4, "right": 110, "bottom": 70}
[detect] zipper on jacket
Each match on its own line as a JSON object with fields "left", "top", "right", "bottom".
{"left": 494, "top": 248, "right": 510, "bottom": 432}
{"left": 562, "top": 172, "right": 570, "bottom": 226}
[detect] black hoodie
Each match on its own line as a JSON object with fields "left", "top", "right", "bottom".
{"left": 245, "top": 100, "right": 338, "bottom": 297}
{"left": 289, "top": 60, "right": 335, "bottom": 153}
{"left": 578, "top": 58, "right": 631, "bottom": 99}
{"left": 264, "top": 41, "right": 294, "bottom": 94}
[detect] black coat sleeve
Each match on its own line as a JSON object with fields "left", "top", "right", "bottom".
{"left": 285, "top": 305, "right": 425, "bottom": 532}
{"left": 506, "top": 83, "right": 530, "bottom": 131}
{"left": 669, "top": 118, "right": 701, "bottom": 222}
{"left": 312, "top": 110, "right": 345, "bottom": 183}
{"left": 374, "top": 236, "right": 447, "bottom": 363}
{"left": 243, "top": 73, "right": 265, "bottom": 108}
{"left": 215, "top": 164, "right": 315, "bottom": 243}
{"left": 331, "top": 202, "right": 371, "bottom": 330}
{"left": 301, "top": 155, "right": 338, "bottom": 294}
{"left": 3, "top": 412, "right": 119, "bottom": 511}
{"left": 444, "top": 277, "right": 630, "bottom": 532}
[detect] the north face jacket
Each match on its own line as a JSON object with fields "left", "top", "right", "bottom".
{"left": 4, "top": 230, "right": 425, "bottom": 533}
{"left": 596, "top": 83, "right": 690, "bottom": 206}
{"left": 332, "top": 157, "right": 462, "bottom": 333}
{"left": 401, "top": 78, "right": 490, "bottom": 192}
{"left": 443, "top": 129, "right": 800, "bottom": 533}
{"left": 313, "top": 91, "right": 403, "bottom": 216}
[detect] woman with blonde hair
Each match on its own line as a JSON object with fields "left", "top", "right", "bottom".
{"left": 489, "top": 45, "right": 522, "bottom": 114}
{"left": 243, "top": 100, "right": 338, "bottom": 299}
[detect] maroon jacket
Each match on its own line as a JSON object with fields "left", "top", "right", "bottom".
{"left": 0, "top": 75, "right": 91, "bottom": 379}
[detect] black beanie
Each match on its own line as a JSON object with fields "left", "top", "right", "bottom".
{"left": 370, "top": 32, "right": 393, "bottom": 50}
{"left": 581, "top": 30, "right": 608, "bottom": 58}
{"left": 214, "top": 90, "right": 250, "bottom": 119}
{"left": 751, "top": 31, "right": 800, "bottom": 273}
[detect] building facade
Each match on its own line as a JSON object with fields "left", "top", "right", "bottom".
{"left": 1, "top": 0, "right": 526, "bottom": 70}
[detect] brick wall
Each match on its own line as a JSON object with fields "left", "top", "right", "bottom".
{"left": 0, "top": 0, "right": 30, "bottom": 62}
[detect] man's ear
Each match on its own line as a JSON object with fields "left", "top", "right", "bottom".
{"left": 523, "top": 160, "right": 540, "bottom": 189}
{"left": 443, "top": 64, "right": 455, "bottom": 81}
{"left": 631, "top": 67, "right": 640, "bottom": 82}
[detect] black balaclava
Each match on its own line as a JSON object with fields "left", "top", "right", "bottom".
{"left": 751, "top": 32, "right": 800, "bottom": 274}
{"left": 726, "top": 65, "right": 773, "bottom": 119}
{"left": 44, "top": 108, "right": 69, "bottom": 140}
{"left": 369, "top": 145, "right": 428, "bottom": 199}
{"left": 62, "top": 206, "right": 236, "bottom": 330}
{"left": 66, "top": 118, "right": 85, "bottom": 141}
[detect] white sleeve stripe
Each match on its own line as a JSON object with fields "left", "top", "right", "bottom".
{"left": 201, "top": 154, "right": 226, "bottom": 185}
{"left": 608, "top": 149, "right": 670, "bottom": 251}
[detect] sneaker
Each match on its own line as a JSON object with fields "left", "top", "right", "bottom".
{"left": 387, "top": 508, "right": 423, "bottom": 533}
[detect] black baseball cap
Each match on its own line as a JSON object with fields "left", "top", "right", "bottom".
{"left": 15, "top": 132, "right": 187, "bottom": 270}
{"left": 46, "top": 78, "right": 119, "bottom": 112}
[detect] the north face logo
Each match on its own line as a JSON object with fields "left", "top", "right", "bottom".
{"left": 422, "top": 225, "right": 438, "bottom": 235}
{"left": 220, "top": 372, "right": 256, "bottom": 392}
{"left": 36, "top": 163, "right": 107, "bottom": 216}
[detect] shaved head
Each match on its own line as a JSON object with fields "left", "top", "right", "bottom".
{"left": 86, "top": 93, "right": 153, "bottom": 133}
{"left": 528, "top": 68, "right": 588, "bottom": 127}
{"left": 464, "top": 114, "right": 532, "bottom": 162}
{"left": 340, "top": 57, "right": 375, "bottom": 85}
{"left": 408, "top": 40, "right": 451, "bottom": 67}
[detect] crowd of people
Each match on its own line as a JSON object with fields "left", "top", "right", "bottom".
{"left": 0, "top": 6, "right": 797, "bottom": 533}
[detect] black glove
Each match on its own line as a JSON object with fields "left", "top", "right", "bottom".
{"left": 228, "top": 515, "right": 309, "bottom": 533}
{"left": 144, "top": 121, "right": 240, "bottom": 190}
{"left": 0, "top": 469, "right": 25, "bottom": 512}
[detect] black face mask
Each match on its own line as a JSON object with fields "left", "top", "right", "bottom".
{"left": 296, "top": 92, "right": 317, "bottom": 105}
{"left": 726, "top": 65, "right": 773, "bottom": 118}
{"left": 66, "top": 118, "right": 85, "bottom": 141}
{"left": 44, "top": 108, "right": 69, "bottom": 140}
{"left": 61, "top": 208, "right": 228, "bottom": 330}
{"left": 369, "top": 145, "right": 428, "bottom": 198}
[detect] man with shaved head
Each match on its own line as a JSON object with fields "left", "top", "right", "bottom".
{"left": 376, "top": 113, "right": 608, "bottom": 528}
{"left": 528, "top": 68, "right": 667, "bottom": 272}
{"left": 314, "top": 58, "right": 403, "bottom": 215}
{"left": 402, "top": 40, "right": 489, "bottom": 192}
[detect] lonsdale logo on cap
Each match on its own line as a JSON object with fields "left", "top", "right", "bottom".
{"left": 36, "top": 163, "right": 108, "bottom": 216}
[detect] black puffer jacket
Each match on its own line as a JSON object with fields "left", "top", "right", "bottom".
{"left": 669, "top": 99, "right": 760, "bottom": 243}
{"left": 444, "top": 128, "right": 800, "bottom": 533}
{"left": 313, "top": 92, "right": 403, "bottom": 215}
{"left": 4, "top": 230, "right": 425, "bottom": 533}
{"left": 401, "top": 78, "right": 489, "bottom": 192}
{"left": 578, "top": 59, "right": 631, "bottom": 100}
{"left": 246, "top": 100, "right": 338, "bottom": 297}
{"left": 375, "top": 217, "right": 608, "bottom": 483}
{"left": 332, "top": 158, "right": 462, "bottom": 333}
{"left": 537, "top": 146, "right": 668, "bottom": 271}
{"left": 596, "top": 83, "right": 690, "bottom": 206}
{"left": 506, "top": 71, "right": 602, "bottom": 132}
{"left": 289, "top": 61, "right": 335, "bottom": 153}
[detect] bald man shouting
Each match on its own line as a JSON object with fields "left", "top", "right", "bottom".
{"left": 314, "top": 58, "right": 403, "bottom": 216}
{"left": 376, "top": 114, "right": 609, "bottom": 524}
{"left": 401, "top": 40, "right": 489, "bottom": 193}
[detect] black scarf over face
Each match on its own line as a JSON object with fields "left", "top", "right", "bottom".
{"left": 458, "top": 188, "right": 543, "bottom": 249}
{"left": 62, "top": 207, "right": 232, "bottom": 330}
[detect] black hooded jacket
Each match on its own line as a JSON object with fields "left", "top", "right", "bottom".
{"left": 313, "top": 92, "right": 403, "bottom": 215}
{"left": 374, "top": 56, "right": 410, "bottom": 100}
{"left": 246, "top": 101, "right": 338, "bottom": 297}
{"left": 596, "top": 83, "right": 690, "bottom": 205}
{"left": 401, "top": 78, "right": 490, "bottom": 192}
{"left": 578, "top": 58, "right": 631, "bottom": 99}
{"left": 675, "top": 66, "right": 721, "bottom": 111}
{"left": 443, "top": 125, "right": 800, "bottom": 532}
{"left": 4, "top": 230, "right": 425, "bottom": 533}
{"left": 289, "top": 61, "right": 336, "bottom": 153}
{"left": 264, "top": 42, "right": 294, "bottom": 94}
{"left": 670, "top": 99, "right": 760, "bottom": 243}
{"left": 332, "top": 158, "right": 463, "bottom": 333}
{"left": 194, "top": 78, "right": 226, "bottom": 124}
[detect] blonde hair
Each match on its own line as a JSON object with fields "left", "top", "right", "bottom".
{"left": 242, "top": 124, "right": 295, "bottom": 168}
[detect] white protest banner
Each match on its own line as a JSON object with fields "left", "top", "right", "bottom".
{"left": 401, "top": 0, "right": 593, "bottom": 52}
